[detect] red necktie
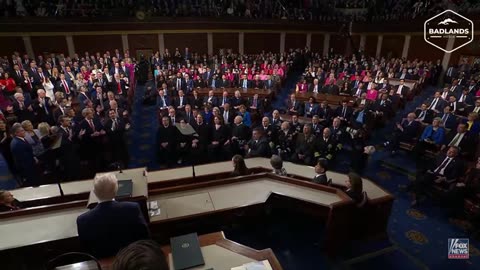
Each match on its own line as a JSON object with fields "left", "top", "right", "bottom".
{"left": 63, "top": 80, "right": 70, "bottom": 94}
{"left": 117, "top": 80, "right": 122, "bottom": 94}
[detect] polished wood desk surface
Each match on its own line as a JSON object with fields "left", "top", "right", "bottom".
{"left": 11, "top": 168, "right": 146, "bottom": 202}
{"left": 149, "top": 176, "right": 344, "bottom": 222}
{"left": 0, "top": 206, "right": 87, "bottom": 251}
{"left": 147, "top": 158, "right": 388, "bottom": 200}
{"left": 97, "top": 232, "right": 282, "bottom": 270}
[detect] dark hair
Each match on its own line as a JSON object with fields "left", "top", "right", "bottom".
{"left": 317, "top": 158, "right": 328, "bottom": 171}
{"left": 111, "top": 240, "right": 168, "bottom": 270}
{"left": 348, "top": 172, "right": 363, "bottom": 193}
{"left": 232, "top": 155, "right": 249, "bottom": 176}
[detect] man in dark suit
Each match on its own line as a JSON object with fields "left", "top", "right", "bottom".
{"left": 156, "top": 89, "right": 170, "bottom": 111}
{"left": 218, "top": 91, "right": 231, "bottom": 109}
{"left": 221, "top": 103, "right": 235, "bottom": 126}
{"left": 203, "top": 90, "right": 218, "bottom": 108}
{"left": 251, "top": 75, "right": 264, "bottom": 89}
{"left": 248, "top": 93, "right": 262, "bottom": 112}
{"left": 32, "top": 89, "right": 54, "bottom": 125}
{"left": 415, "top": 103, "right": 434, "bottom": 124}
{"left": 11, "top": 64, "right": 24, "bottom": 84}
{"left": 351, "top": 82, "right": 366, "bottom": 97}
{"left": 466, "top": 98, "right": 480, "bottom": 115}
{"left": 440, "top": 123, "right": 474, "bottom": 159}
{"left": 56, "top": 73, "right": 75, "bottom": 97}
{"left": 218, "top": 75, "right": 231, "bottom": 88}
{"left": 394, "top": 79, "right": 410, "bottom": 99}
{"left": 286, "top": 94, "right": 302, "bottom": 116}
{"left": 322, "top": 80, "right": 339, "bottom": 95}
{"left": 104, "top": 109, "right": 130, "bottom": 167}
{"left": 57, "top": 115, "right": 80, "bottom": 181}
{"left": 110, "top": 74, "right": 127, "bottom": 97}
{"left": 239, "top": 74, "right": 251, "bottom": 89}
{"left": 76, "top": 108, "right": 107, "bottom": 175}
{"left": 183, "top": 74, "right": 194, "bottom": 95}
{"left": 335, "top": 101, "right": 353, "bottom": 124}
{"left": 437, "top": 106, "right": 457, "bottom": 130}
{"left": 12, "top": 92, "right": 35, "bottom": 123}
{"left": 384, "top": 112, "right": 420, "bottom": 153}
{"left": 10, "top": 123, "right": 40, "bottom": 187}
{"left": 245, "top": 128, "right": 270, "bottom": 158}
{"left": 312, "top": 158, "right": 329, "bottom": 185}
{"left": 411, "top": 146, "right": 464, "bottom": 206}
{"left": 426, "top": 91, "right": 447, "bottom": 114}
{"left": 174, "top": 90, "right": 188, "bottom": 111}
{"left": 77, "top": 174, "right": 150, "bottom": 258}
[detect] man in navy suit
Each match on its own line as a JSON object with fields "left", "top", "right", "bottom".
{"left": 411, "top": 146, "right": 464, "bottom": 206}
{"left": 384, "top": 112, "right": 420, "bottom": 153}
{"left": 10, "top": 123, "right": 40, "bottom": 186}
{"left": 437, "top": 106, "right": 457, "bottom": 130}
{"left": 77, "top": 173, "right": 150, "bottom": 258}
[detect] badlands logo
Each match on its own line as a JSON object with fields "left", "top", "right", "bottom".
{"left": 424, "top": 10, "right": 474, "bottom": 53}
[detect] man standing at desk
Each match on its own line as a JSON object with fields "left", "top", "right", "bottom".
{"left": 77, "top": 173, "right": 150, "bottom": 258}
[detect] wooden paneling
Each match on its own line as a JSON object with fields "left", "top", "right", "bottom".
{"left": 364, "top": 35, "right": 378, "bottom": 57}
{"left": 31, "top": 36, "right": 68, "bottom": 57}
{"left": 285, "top": 33, "right": 306, "bottom": 51}
{"left": 212, "top": 33, "right": 238, "bottom": 54}
{"left": 164, "top": 33, "right": 208, "bottom": 55}
{"left": 0, "top": 37, "right": 25, "bottom": 57}
{"left": 310, "top": 34, "right": 324, "bottom": 53}
{"left": 244, "top": 33, "right": 280, "bottom": 54}
{"left": 128, "top": 34, "right": 158, "bottom": 56}
{"left": 349, "top": 35, "right": 361, "bottom": 53}
{"left": 73, "top": 35, "right": 123, "bottom": 55}
{"left": 381, "top": 35, "right": 404, "bottom": 58}
{"left": 408, "top": 35, "right": 446, "bottom": 61}
{"left": 329, "top": 35, "right": 347, "bottom": 55}
{"left": 449, "top": 35, "right": 480, "bottom": 65}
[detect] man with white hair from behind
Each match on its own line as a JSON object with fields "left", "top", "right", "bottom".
{"left": 76, "top": 173, "right": 150, "bottom": 258}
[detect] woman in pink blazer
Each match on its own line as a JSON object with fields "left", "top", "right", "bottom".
{"left": 366, "top": 88, "right": 378, "bottom": 101}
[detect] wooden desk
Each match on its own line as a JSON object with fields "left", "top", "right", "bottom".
{"left": 148, "top": 175, "right": 345, "bottom": 222}
{"left": 97, "top": 232, "right": 282, "bottom": 270}
{"left": 196, "top": 88, "right": 273, "bottom": 99}
{"left": 147, "top": 158, "right": 389, "bottom": 200}
{"left": 0, "top": 206, "right": 87, "bottom": 251}
{"left": 10, "top": 168, "right": 146, "bottom": 207}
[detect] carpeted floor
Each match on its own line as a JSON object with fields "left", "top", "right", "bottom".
{"left": 123, "top": 74, "right": 480, "bottom": 269}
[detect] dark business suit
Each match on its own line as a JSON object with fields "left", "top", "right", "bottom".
{"left": 414, "top": 155, "right": 464, "bottom": 198}
{"left": 312, "top": 174, "right": 328, "bottom": 185}
{"left": 76, "top": 201, "right": 149, "bottom": 258}
{"left": 246, "top": 137, "right": 270, "bottom": 158}
{"left": 10, "top": 137, "right": 39, "bottom": 186}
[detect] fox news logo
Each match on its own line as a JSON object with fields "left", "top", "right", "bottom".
{"left": 448, "top": 238, "right": 469, "bottom": 259}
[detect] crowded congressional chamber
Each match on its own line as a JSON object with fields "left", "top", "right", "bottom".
{"left": 0, "top": 1, "right": 480, "bottom": 270}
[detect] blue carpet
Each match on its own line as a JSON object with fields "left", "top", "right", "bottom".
{"left": 128, "top": 82, "right": 160, "bottom": 171}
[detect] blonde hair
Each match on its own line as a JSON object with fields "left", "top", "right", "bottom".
{"left": 37, "top": 122, "right": 51, "bottom": 137}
